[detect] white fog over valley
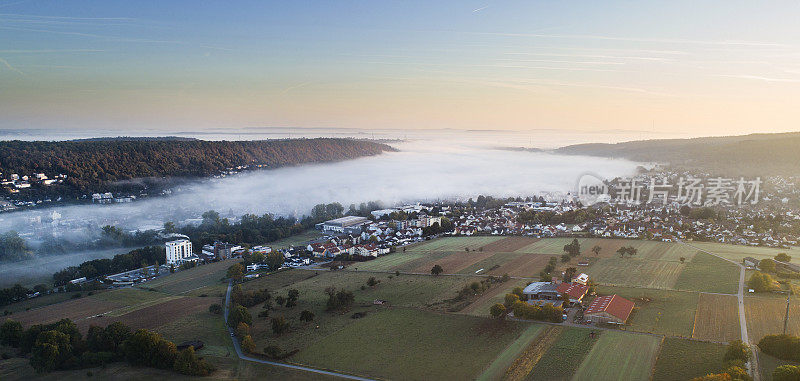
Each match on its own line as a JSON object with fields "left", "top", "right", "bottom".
{"left": 0, "top": 130, "right": 650, "bottom": 284}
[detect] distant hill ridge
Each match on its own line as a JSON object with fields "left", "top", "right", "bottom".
{"left": 0, "top": 138, "right": 395, "bottom": 192}
{"left": 555, "top": 131, "right": 800, "bottom": 176}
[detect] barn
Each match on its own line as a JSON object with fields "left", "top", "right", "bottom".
{"left": 584, "top": 294, "right": 634, "bottom": 325}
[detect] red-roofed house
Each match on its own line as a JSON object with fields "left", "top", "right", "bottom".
{"left": 584, "top": 294, "right": 635, "bottom": 325}
{"left": 555, "top": 282, "right": 590, "bottom": 305}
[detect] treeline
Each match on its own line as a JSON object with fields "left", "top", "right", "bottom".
{"left": 52, "top": 246, "right": 165, "bottom": 287}
{"left": 0, "top": 318, "right": 213, "bottom": 375}
{"left": 0, "top": 138, "right": 394, "bottom": 192}
{"left": 0, "top": 231, "right": 31, "bottom": 262}
{"left": 556, "top": 131, "right": 800, "bottom": 176}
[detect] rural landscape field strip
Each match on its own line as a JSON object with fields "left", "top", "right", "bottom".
{"left": 410, "top": 250, "right": 496, "bottom": 274}
{"left": 351, "top": 252, "right": 425, "bottom": 271}
{"left": 572, "top": 330, "right": 662, "bottom": 381}
{"left": 487, "top": 253, "right": 551, "bottom": 277}
{"left": 406, "top": 236, "right": 505, "bottom": 252}
{"left": 525, "top": 327, "right": 598, "bottom": 381}
{"left": 586, "top": 258, "right": 684, "bottom": 289}
{"left": 291, "top": 308, "right": 529, "bottom": 380}
{"left": 515, "top": 238, "right": 593, "bottom": 254}
{"left": 500, "top": 326, "right": 563, "bottom": 381}
{"left": 651, "top": 338, "right": 727, "bottom": 381}
{"left": 674, "top": 252, "right": 740, "bottom": 294}
{"left": 744, "top": 296, "right": 800, "bottom": 342}
{"left": 481, "top": 237, "right": 541, "bottom": 253}
{"left": 456, "top": 252, "right": 525, "bottom": 275}
{"left": 690, "top": 242, "right": 800, "bottom": 264}
{"left": 476, "top": 324, "right": 547, "bottom": 381}
{"left": 693, "top": 293, "right": 741, "bottom": 342}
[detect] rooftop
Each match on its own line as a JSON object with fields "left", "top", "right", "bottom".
{"left": 584, "top": 294, "right": 635, "bottom": 322}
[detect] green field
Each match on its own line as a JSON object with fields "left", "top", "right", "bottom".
{"left": 586, "top": 258, "right": 685, "bottom": 289}
{"left": 406, "top": 236, "right": 505, "bottom": 252}
{"left": 651, "top": 338, "right": 727, "bottom": 381}
{"left": 525, "top": 327, "right": 598, "bottom": 381}
{"left": 674, "top": 252, "right": 740, "bottom": 294}
{"left": 1, "top": 291, "right": 88, "bottom": 314}
{"left": 245, "top": 269, "right": 486, "bottom": 353}
{"left": 689, "top": 242, "right": 799, "bottom": 264}
{"left": 292, "top": 308, "right": 530, "bottom": 380}
{"left": 477, "top": 323, "right": 545, "bottom": 381}
{"left": 572, "top": 331, "right": 662, "bottom": 381}
{"left": 456, "top": 252, "right": 526, "bottom": 275}
{"left": 515, "top": 238, "right": 593, "bottom": 254}
{"left": 353, "top": 252, "right": 427, "bottom": 271}
{"left": 142, "top": 260, "right": 232, "bottom": 295}
{"left": 595, "top": 285, "right": 698, "bottom": 337}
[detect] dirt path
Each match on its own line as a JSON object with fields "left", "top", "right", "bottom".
{"left": 681, "top": 241, "right": 759, "bottom": 381}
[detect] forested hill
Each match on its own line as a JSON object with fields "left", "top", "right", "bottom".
{"left": 0, "top": 138, "right": 395, "bottom": 191}
{"left": 555, "top": 131, "right": 800, "bottom": 176}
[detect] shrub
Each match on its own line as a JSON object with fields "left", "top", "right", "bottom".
{"left": 208, "top": 304, "right": 223, "bottom": 315}
{"left": 759, "top": 334, "right": 800, "bottom": 362}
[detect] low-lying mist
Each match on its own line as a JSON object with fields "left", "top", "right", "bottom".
{"left": 0, "top": 137, "right": 640, "bottom": 284}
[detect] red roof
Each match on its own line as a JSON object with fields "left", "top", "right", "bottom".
{"left": 584, "top": 294, "right": 635, "bottom": 322}
{"left": 556, "top": 282, "right": 590, "bottom": 299}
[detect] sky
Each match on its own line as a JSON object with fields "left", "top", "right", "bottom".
{"left": 2, "top": 1, "right": 800, "bottom": 136}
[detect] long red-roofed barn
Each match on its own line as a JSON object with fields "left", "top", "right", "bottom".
{"left": 584, "top": 294, "right": 635, "bottom": 325}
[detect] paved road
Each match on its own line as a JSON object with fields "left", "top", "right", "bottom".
{"left": 223, "top": 281, "right": 374, "bottom": 381}
{"left": 682, "top": 242, "right": 760, "bottom": 381}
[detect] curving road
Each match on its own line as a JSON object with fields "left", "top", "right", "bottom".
{"left": 223, "top": 281, "right": 374, "bottom": 381}
{"left": 681, "top": 242, "right": 760, "bottom": 381}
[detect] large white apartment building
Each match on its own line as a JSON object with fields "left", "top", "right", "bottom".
{"left": 165, "top": 239, "right": 197, "bottom": 265}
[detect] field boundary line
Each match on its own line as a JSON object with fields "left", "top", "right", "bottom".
{"left": 680, "top": 241, "right": 760, "bottom": 381}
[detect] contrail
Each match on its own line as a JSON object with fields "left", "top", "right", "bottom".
{"left": 0, "top": 56, "right": 24, "bottom": 75}
{"left": 472, "top": 5, "right": 490, "bottom": 13}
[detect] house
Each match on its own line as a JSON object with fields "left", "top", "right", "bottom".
{"left": 556, "top": 282, "right": 590, "bottom": 305}
{"left": 742, "top": 257, "right": 760, "bottom": 269}
{"left": 354, "top": 244, "right": 379, "bottom": 257}
{"left": 584, "top": 294, "right": 635, "bottom": 325}
{"left": 574, "top": 273, "right": 589, "bottom": 285}
{"left": 522, "top": 282, "right": 561, "bottom": 301}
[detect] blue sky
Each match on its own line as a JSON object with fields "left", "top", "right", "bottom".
{"left": 2, "top": 1, "right": 800, "bottom": 135}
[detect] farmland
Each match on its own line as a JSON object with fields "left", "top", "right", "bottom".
{"left": 572, "top": 330, "right": 662, "bottom": 381}
{"left": 585, "top": 257, "right": 684, "bottom": 289}
{"left": 689, "top": 242, "right": 799, "bottom": 264}
{"left": 140, "top": 259, "right": 233, "bottom": 295}
{"left": 744, "top": 296, "right": 800, "bottom": 342}
{"left": 692, "top": 293, "right": 741, "bottom": 342}
{"left": 651, "top": 338, "right": 727, "bottom": 381}
{"left": 410, "top": 250, "right": 496, "bottom": 273}
{"left": 291, "top": 308, "right": 531, "bottom": 380}
{"left": 516, "top": 237, "right": 594, "bottom": 254}
{"left": 674, "top": 252, "right": 740, "bottom": 294}
{"left": 4, "top": 236, "right": 785, "bottom": 380}
{"left": 477, "top": 324, "right": 547, "bottom": 381}
{"left": 406, "top": 236, "right": 505, "bottom": 252}
{"left": 594, "top": 285, "right": 698, "bottom": 337}
{"left": 524, "top": 327, "right": 597, "bottom": 380}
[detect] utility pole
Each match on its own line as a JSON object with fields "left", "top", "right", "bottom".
{"left": 784, "top": 291, "right": 791, "bottom": 335}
